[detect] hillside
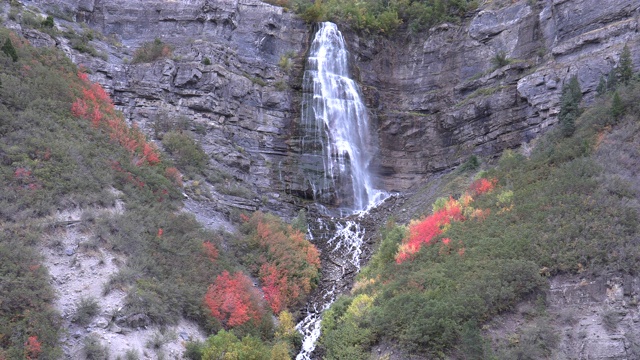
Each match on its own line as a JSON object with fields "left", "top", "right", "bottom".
{"left": 1, "top": 0, "right": 640, "bottom": 359}
{"left": 319, "top": 74, "right": 640, "bottom": 359}
{"left": 0, "top": 23, "right": 316, "bottom": 359}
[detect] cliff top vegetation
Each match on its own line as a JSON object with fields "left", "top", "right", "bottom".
{"left": 268, "top": 0, "right": 479, "bottom": 34}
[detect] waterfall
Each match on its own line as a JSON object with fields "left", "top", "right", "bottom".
{"left": 300, "top": 22, "right": 385, "bottom": 213}
{"left": 296, "top": 22, "right": 388, "bottom": 360}
{"left": 296, "top": 218, "right": 366, "bottom": 360}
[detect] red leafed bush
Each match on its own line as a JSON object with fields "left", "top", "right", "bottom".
{"left": 25, "top": 336, "right": 41, "bottom": 360}
{"left": 469, "top": 177, "right": 497, "bottom": 196}
{"left": 203, "top": 241, "right": 219, "bottom": 262}
{"left": 396, "top": 197, "right": 463, "bottom": 263}
{"left": 204, "top": 271, "right": 265, "bottom": 328}
{"left": 259, "top": 263, "right": 286, "bottom": 314}
{"left": 164, "top": 167, "right": 183, "bottom": 187}
{"left": 70, "top": 73, "right": 161, "bottom": 166}
{"left": 243, "top": 212, "right": 320, "bottom": 313}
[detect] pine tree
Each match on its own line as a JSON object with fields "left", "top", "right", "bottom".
{"left": 606, "top": 67, "right": 618, "bottom": 91}
{"left": 596, "top": 75, "right": 607, "bottom": 96}
{"left": 619, "top": 45, "right": 633, "bottom": 85}
{"left": 611, "top": 91, "right": 624, "bottom": 122}
{"left": 558, "top": 76, "right": 582, "bottom": 137}
{"left": 1, "top": 38, "right": 18, "bottom": 62}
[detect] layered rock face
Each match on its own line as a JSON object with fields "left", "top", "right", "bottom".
{"left": 32, "top": 0, "right": 311, "bottom": 217}
{"left": 347, "top": 0, "right": 640, "bottom": 191}
{"left": 26, "top": 0, "right": 640, "bottom": 206}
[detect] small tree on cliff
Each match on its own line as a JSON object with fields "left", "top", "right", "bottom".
{"left": 618, "top": 45, "right": 634, "bottom": 85}
{"left": 611, "top": 91, "right": 624, "bottom": 122}
{"left": 558, "top": 75, "right": 582, "bottom": 137}
{"left": 1, "top": 38, "right": 18, "bottom": 62}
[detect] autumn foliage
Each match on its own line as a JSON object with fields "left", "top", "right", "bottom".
{"left": 469, "top": 177, "right": 497, "bottom": 196}
{"left": 243, "top": 212, "right": 320, "bottom": 313}
{"left": 71, "top": 72, "right": 161, "bottom": 166}
{"left": 395, "top": 178, "right": 497, "bottom": 263}
{"left": 24, "top": 336, "right": 41, "bottom": 360}
{"left": 396, "top": 197, "right": 463, "bottom": 263}
{"left": 203, "top": 241, "right": 219, "bottom": 262}
{"left": 204, "top": 271, "right": 265, "bottom": 328}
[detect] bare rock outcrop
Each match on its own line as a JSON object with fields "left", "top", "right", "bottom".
{"left": 345, "top": 0, "right": 640, "bottom": 191}
{"left": 19, "top": 0, "right": 640, "bottom": 209}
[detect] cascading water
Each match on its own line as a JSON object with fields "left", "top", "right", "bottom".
{"left": 299, "top": 22, "right": 386, "bottom": 213}
{"left": 295, "top": 22, "right": 388, "bottom": 360}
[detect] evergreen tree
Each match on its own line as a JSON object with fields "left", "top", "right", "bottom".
{"left": 606, "top": 68, "right": 618, "bottom": 91}
{"left": 558, "top": 76, "right": 582, "bottom": 137}
{"left": 42, "top": 16, "right": 54, "bottom": 28}
{"left": 596, "top": 75, "right": 607, "bottom": 96}
{"left": 1, "top": 38, "right": 18, "bottom": 62}
{"left": 611, "top": 91, "right": 624, "bottom": 122}
{"left": 619, "top": 45, "right": 633, "bottom": 85}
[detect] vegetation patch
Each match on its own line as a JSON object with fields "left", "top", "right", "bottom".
{"left": 239, "top": 212, "right": 321, "bottom": 313}
{"left": 320, "top": 61, "right": 640, "bottom": 358}
{"left": 267, "top": 0, "right": 478, "bottom": 34}
{"left": 132, "top": 38, "right": 172, "bottom": 64}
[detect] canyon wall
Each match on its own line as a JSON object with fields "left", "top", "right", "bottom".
{"left": 347, "top": 0, "right": 640, "bottom": 191}
{"left": 25, "top": 0, "right": 640, "bottom": 206}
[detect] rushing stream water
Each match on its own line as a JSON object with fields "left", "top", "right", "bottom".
{"left": 295, "top": 22, "right": 387, "bottom": 359}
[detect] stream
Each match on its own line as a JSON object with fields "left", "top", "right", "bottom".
{"left": 294, "top": 22, "right": 389, "bottom": 359}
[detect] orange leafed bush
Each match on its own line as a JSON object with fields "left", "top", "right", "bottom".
{"left": 396, "top": 197, "right": 463, "bottom": 263}
{"left": 244, "top": 212, "right": 320, "bottom": 313}
{"left": 71, "top": 72, "right": 161, "bottom": 166}
{"left": 164, "top": 167, "right": 183, "bottom": 187}
{"left": 204, "top": 271, "right": 265, "bottom": 328}
{"left": 25, "top": 336, "right": 41, "bottom": 360}
{"left": 396, "top": 177, "right": 498, "bottom": 263}
{"left": 203, "top": 241, "right": 219, "bottom": 262}
{"left": 469, "top": 177, "right": 497, "bottom": 196}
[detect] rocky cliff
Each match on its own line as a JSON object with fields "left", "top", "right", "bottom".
{"left": 4, "top": 0, "right": 640, "bottom": 358}
{"left": 18, "top": 0, "right": 311, "bottom": 220}
{"left": 347, "top": 0, "right": 640, "bottom": 191}
{"left": 14, "top": 0, "right": 640, "bottom": 208}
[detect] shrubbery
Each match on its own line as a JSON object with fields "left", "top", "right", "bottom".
{"left": 132, "top": 38, "right": 172, "bottom": 64}
{"left": 321, "top": 73, "right": 640, "bottom": 357}
{"left": 269, "top": 0, "right": 477, "bottom": 34}
{"left": 162, "top": 131, "right": 208, "bottom": 175}
{"left": 240, "top": 212, "right": 321, "bottom": 313}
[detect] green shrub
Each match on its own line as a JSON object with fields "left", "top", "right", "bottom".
{"left": 460, "top": 155, "right": 480, "bottom": 171}
{"left": 497, "top": 318, "right": 559, "bottom": 360}
{"left": 73, "top": 297, "right": 100, "bottom": 326}
{"left": 83, "top": 335, "right": 109, "bottom": 360}
{"left": 320, "top": 294, "right": 375, "bottom": 360}
{"left": 202, "top": 57, "right": 211, "bottom": 65}
{"left": 558, "top": 75, "right": 582, "bottom": 137}
{"left": 200, "top": 330, "right": 290, "bottom": 360}
{"left": 42, "top": 15, "right": 54, "bottom": 28}
{"left": 132, "top": 38, "right": 172, "bottom": 64}
{"left": 184, "top": 341, "right": 204, "bottom": 360}
{"left": 124, "top": 349, "right": 140, "bottom": 360}
{"left": 611, "top": 91, "right": 624, "bottom": 121}
{"left": 296, "top": 0, "right": 475, "bottom": 35}
{"left": 162, "top": 131, "right": 208, "bottom": 174}
{"left": 618, "top": 45, "right": 634, "bottom": 85}
{"left": 491, "top": 50, "right": 510, "bottom": 69}
{"left": 1, "top": 38, "right": 18, "bottom": 62}
{"left": 146, "top": 330, "right": 176, "bottom": 349}
{"left": 602, "top": 308, "right": 621, "bottom": 332}
{"left": 219, "top": 183, "right": 254, "bottom": 199}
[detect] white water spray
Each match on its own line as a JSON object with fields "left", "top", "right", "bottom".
{"left": 295, "top": 22, "right": 391, "bottom": 360}
{"left": 296, "top": 219, "right": 366, "bottom": 360}
{"left": 300, "top": 22, "right": 386, "bottom": 212}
